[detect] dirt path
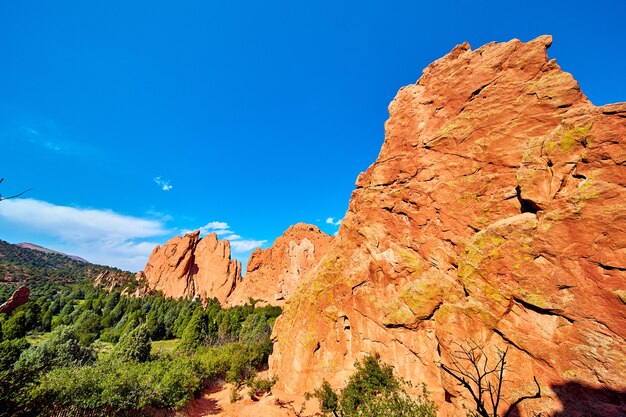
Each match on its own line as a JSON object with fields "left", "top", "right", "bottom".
{"left": 181, "top": 382, "right": 320, "bottom": 417}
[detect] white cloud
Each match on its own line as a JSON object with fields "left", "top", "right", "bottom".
{"left": 183, "top": 221, "right": 266, "bottom": 254}
{"left": 326, "top": 217, "right": 342, "bottom": 226}
{"left": 203, "top": 221, "right": 229, "bottom": 229}
{"left": 202, "top": 224, "right": 229, "bottom": 236}
{"left": 0, "top": 198, "right": 170, "bottom": 271}
{"left": 230, "top": 239, "right": 267, "bottom": 253}
{"left": 184, "top": 221, "right": 231, "bottom": 236}
{"left": 153, "top": 176, "right": 173, "bottom": 191}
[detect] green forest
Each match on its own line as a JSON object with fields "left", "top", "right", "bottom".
{"left": 0, "top": 241, "right": 281, "bottom": 416}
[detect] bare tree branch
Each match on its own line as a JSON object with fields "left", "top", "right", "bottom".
{"left": 503, "top": 376, "right": 541, "bottom": 417}
{"left": 439, "top": 340, "right": 541, "bottom": 417}
{"left": 0, "top": 188, "right": 33, "bottom": 201}
{"left": 0, "top": 178, "right": 33, "bottom": 201}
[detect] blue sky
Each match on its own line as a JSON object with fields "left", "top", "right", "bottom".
{"left": 1, "top": 1, "right": 624, "bottom": 271}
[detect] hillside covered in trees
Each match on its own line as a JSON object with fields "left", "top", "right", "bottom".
{"left": 0, "top": 240, "right": 136, "bottom": 303}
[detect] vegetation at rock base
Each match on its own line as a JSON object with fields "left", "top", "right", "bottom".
{"left": 246, "top": 375, "right": 278, "bottom": 400}
{"left": 310, "top": 353, "right": 437, "bottom": 417}
{"left": 0, "top": 272, "right": 281, "bottom": 417}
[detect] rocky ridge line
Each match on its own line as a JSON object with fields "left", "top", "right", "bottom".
{"left": 140, "top": 231, "right": 242, "bottom": 305}
{"left": 269, "top": 35, "right": 626, "bottom": 417}
{"left": 227, "top": 223, "right": 333, "bottom": 306}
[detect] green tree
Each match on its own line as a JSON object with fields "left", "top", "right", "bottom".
{"left": 238, "top": 313, "right": 271, "bottom": 344}
{"left": 179, "top": 307, "right": 208, "bottom": 351}
{"left": 313, "top": 380, "right": 339, "bottom": 415}
{"left": 0, "top": 338, "right": 30, "bottom": 371}
{"left": 15, "top": 325, "right": 96, "bottom": 372}
{"left": 312, "top": 354, "right": 437, "bottom": 417}
{"left": 146, "top": 308, "right": 165, "bottom": 340}
{"left": 2, "top": 310, "right": 29, "bottom": 340}
{"left": 339, "top": 353, "right": 399, "bottom": 414}
{"left": 111, "top": 323, "right": 151, "bottom": 363}
{"left": 73, "top": 309, "right": 101, "bottom": 345}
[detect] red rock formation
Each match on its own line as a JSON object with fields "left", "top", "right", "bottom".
{"left": 142, "top": 231, "right": 242, "bottom": 305}
{"left": 270, "top": 36, "right": 626, "bottom": 416}
{"left": 227, "top": 223, "right": 333, "bottom": 306}
{"left": 193, "top": 233, "right": 242, "bottom": 304}
{"left": 0, "top": 285, "right": 30, "bottom": 314}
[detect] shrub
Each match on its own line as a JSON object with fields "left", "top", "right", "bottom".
{"left": 15, "top": 325, "right": 96, "bottom": 372}
{"left": 110, "top": 323, "right": 151, "bottom": 363}
{"left": 246, "top": 375, "right": 277, "bottom": 400}
{"left": 0, "top": 338, "right": 30, "bottom": 371}
{"left": 2, "top": 310, "right": 29, "bottom": 340}
{"left": 36, "top": 356, "right": 203, "bottom": 413}
{"left": 313, "top": 380, "right": 339, "bottom": 414}
{"left": 229, "top": 386, "right": 240, "bottom": 403}
{"left": 340, "top": 353, "right": 399, "bottom": 413}
{"left": 312, "top": 354, "right": 437, "bottom": 417}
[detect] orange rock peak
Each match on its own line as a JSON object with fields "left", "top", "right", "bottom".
{"left": 270, "top": 35, "right": 626, "bottom": 416}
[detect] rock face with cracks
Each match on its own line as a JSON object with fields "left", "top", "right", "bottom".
{"left": 141, "top": 231, "right": 242, "bottom": 305}
{"left": 270, "top": 36, "right": 626, "bottom": 416}
{"left": 227, "top": 223, "right": 333, "bottom": 306}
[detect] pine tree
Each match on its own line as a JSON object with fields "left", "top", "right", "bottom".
{"left": 179, "top": 307, "right": 207, "bottom": 351}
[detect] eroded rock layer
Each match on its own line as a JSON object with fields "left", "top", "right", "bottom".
{"left": 141, "top": 231, "right": 242, "bottom": 305}
{"left": 227, "top": 223, "right": 333, "bottom": 306}
{"left": 270, "top": 36, "right": 626, "bottom": 416}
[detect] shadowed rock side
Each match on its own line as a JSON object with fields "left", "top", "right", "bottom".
{"left": 270, "top": 35, "right": 626, "bottom": 417}
{"left": 227, "top": 223, "right": 333, "bottom": 306}
{"left": 140, "top": 231, "right": 242, "bottom": 305}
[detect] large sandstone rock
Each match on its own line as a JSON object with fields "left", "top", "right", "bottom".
{"left": 270, "top": 36, "right": 626, "bottom": 416}
{"left": 141, "top": 231, "right": 242, "bottom": 305}
{"left": 0, "top": 285, "right": 30, "bottom": 314}
{"left": 227, "top": 223, "right": 333, "bottom": 306}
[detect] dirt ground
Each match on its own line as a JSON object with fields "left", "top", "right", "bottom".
{"left": 181, "top": 376, "right": 321, "bottom": 417}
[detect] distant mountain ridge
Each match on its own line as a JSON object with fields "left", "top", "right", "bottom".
{"left": 17, "top": 242, "right": 89, "bottom": 263}
{"left": 0, "top": 240, "right": 136, "bottom": 300}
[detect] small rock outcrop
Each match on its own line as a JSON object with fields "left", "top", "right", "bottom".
{"left": 227, "top": 223, "right": 333, "bottom": 306}
{"left": 94, "top": 270, "right": 147, "bottom": 297}
{"left": 0, "top": 286, "right": 30, "bottom": 314}
{"left": 270, "top": 36, "right": 626, "bottom": 417}
{"left": 141, "top": 231, "right": 242, "bottom": 305}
